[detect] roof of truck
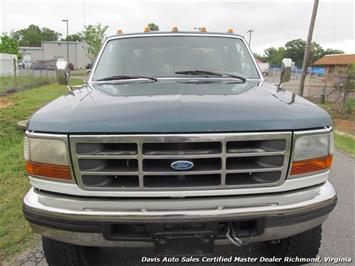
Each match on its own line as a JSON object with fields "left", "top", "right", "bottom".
{"left": 106, "top": 31, "right": 245, "bottom": 40}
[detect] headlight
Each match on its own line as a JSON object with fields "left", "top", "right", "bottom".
{"left": 24, "top": 134, "right": 73, "bottom": 181}
{"left": 290, "top": 131, "right": 333, "bottom": 176}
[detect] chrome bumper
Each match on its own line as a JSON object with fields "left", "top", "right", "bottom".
{"left": 23, "top": 181, "right": 337, "bottom": 247}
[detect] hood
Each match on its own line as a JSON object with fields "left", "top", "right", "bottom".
{"left": 28, "top": 80, "right": 332, "bottom": 133}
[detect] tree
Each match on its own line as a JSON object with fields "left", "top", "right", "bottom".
{"left": 147, "top": 23, "right": 159, "bottom": 31}
{"left": 309, "top": 42, "right": 324, "bottom": 63}
{"left": 82, "top": 23, "right": 108, "bottom": 60}
{"left": 321, "top": 48, "right": 344, "bottom": 57}
{"left": 62, "top": 33, "right": 84, "bottom": 42}
{"left": 41, "top": 27, "right": 61, "bottom": 42}
{"left": 254, "top": 53, "right": 266, "bottom": 62}
{"left": 0, "top": 34, "right": 21, "bottom": 59}
{"left": 11, "top": 24, "right": 61, "bottom": 47}
{"left": 333, "top": 63, "right": 355, "bottom": 114}
{"left": 11, "top": 24, "right": 42, "bottom": 46}
{"left": 264, "top": 47, "right": 285, "bottom": 66}
{"left": 284, "top": 39, "right": 334, "bottom": 67}
{"left": 284, "top": 39, "right": 306, "bottom": 67}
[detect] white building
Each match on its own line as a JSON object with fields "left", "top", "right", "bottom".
{"left": 0, "top": 53, "right": 18, "bottom": 76}
{"left": 20, "top": 41, "right": 90, "bottom": 69}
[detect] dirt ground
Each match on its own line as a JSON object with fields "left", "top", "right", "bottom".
{"left": 0, "top": 98, "right": 12, "bottom": 108}
{"left": 334, "top": 118, "right": 355, "bottom": 135}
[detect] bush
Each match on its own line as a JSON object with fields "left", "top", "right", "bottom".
{"left": 344, "top": 97, "right": 355, "bottom": 114}
{"left": 0, "top": 74, "right": 56, "bottom": 96}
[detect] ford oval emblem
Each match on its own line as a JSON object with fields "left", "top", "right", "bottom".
{"left": 170, "top": 160, "right": 194, "bottom": 171}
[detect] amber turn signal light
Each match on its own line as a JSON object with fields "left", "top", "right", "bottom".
{"left": 26, "top": 161, "right": 72, "bottom": 181}
{"left": 290, "top": 155, "right": 333, "bottom": 175}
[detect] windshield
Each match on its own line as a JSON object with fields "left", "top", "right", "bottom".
{"left": 92, "top": 36, "right": 260, "bottom": 81}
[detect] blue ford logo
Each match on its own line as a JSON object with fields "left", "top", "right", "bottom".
{"left": 170, "top": 160, "right": 194, "bottom": 171}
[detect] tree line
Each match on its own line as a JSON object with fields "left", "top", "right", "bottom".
{"left": 0, "top": 23, "right": 160, "bottom": 61}
{"left": 0, "top": 23, "right": 109, "bottom": 61}
{"left": 1, "top": 23, "right": 343, "bottom": 68}
{"left": 255, "top": 39, "right": 344, "bottom": 68}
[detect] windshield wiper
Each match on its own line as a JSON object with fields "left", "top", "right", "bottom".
{"left": 175, "top": 70, "right": 247, "bottom": 82}
{"left": 175, "top": 70, "right": 246, "bottom": 82}
{"left": 96, "top": 75, "right": 158, "bottom": 82}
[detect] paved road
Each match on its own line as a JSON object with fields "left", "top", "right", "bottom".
{"left": 19, "top": 151, "right": 355, "bottom": 266}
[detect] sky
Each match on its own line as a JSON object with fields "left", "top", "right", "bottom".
{"left": 0, "top": 0, "right": 354, "bottom": 55}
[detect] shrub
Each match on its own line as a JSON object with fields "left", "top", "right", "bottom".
{"left": 0, "top": 74, "right": 56, "bottom": 96}
{"left": 344, "top": 97, "right": 355, "bottom": 114}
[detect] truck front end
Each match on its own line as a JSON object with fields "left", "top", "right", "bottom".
{"left": 23, "top": 32, "right": 336, "bottom": 265}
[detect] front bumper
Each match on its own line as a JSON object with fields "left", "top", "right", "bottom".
{"left": 23, "top": 181, "right": 337, "bottom": 247}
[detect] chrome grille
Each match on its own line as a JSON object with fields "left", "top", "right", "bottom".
{"left": 70, "top": 132, "right": 291, "bottom": 191}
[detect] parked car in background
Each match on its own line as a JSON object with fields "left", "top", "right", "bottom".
{"left": 257, "top": 59, "right": 270, "bottom": 76}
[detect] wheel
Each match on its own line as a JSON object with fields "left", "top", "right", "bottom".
{"left": 264, "top": 226, "right": 322, "bottom": 259}
{"left": 42, "top": 237, "right": 90, "bottom": 266}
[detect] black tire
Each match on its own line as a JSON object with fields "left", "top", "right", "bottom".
{"left": 42, "top": 237, "right": 90, "bottom": 266}
{"left": 264, "top": 226, "right": 322, "bottom": 260}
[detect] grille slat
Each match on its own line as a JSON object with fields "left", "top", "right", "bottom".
{"left": 81, "top": 171, "right": 139, "bottom": 176}
{"left": 142, "top": 154, "right": 221, "bottom": 159}
{"left": 136, "top": 170, "right": 221, "bottom": 176}
{"left": 70, "top": 133, "right": 291, "bottom": 192}
{"left": 226, "top": 167, "right": 283, "bottom": 174}
{"left": 145, "top": 175, "right": 221, "bottom": 187}
{"left": 143, "top": 142, "right": 221, "bottom": 156}
{"left": 226, "top": 151, "right": 285, "bottom": 157}
{"left": 77, "top": 155, "right": 138, "bottom": 160}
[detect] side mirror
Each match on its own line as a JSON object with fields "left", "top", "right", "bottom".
{"left": 82, "top": 69, "right": 91, "bottom": 83}
{"left": 56, "top": 60, "right": 69, "bottom": 85}
{"left": 279, "top": 58, "right": 292, "bottom": 86}
{"left": 84, "top": 63, "right": 93, "bottom": 83}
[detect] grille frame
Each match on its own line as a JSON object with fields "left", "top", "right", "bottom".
{"left": 70, "top": 132, "right": 292, "bottom": 191}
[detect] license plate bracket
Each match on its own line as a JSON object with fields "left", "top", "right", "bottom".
{"left": 154, "top": 231, "right": 215, "bottom": 256}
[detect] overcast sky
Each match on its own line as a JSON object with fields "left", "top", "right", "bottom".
{"left": 0, "top": 0, "right": 354, "bottom": 54}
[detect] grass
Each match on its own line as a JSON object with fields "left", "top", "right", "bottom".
{"left": 334, "top": 133, "right": 355, "bottom": 157}
{"left": 0, "top": 75, "right": 56, "bottom": 96}
{"left": 0, "top": 83, "right": 67, "bottom": 261}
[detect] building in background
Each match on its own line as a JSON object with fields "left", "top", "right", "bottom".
{"left": 0, "top": 53, "right": 18, "bottom": 76}
{"left": 313, "top": 54, "right": 355, "bottom": 80}
{"left": 19, "top": 41, "right": 90, "bottom": 69}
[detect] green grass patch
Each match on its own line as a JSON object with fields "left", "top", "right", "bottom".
{"left": 0, "top": 75, "right": 56, "bottom": 96}
{"left": 0, "top": 83, "right": 67, "bottom": 260}
{"left": 334, "top": 133, "right": 355, "bottom": 158}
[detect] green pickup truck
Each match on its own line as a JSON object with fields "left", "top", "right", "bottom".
{"left": 23, "top": 31, "right": 336, "bottom": 265}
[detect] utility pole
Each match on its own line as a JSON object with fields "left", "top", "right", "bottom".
{"left": 247, "top": 29, "right": 254, "bottom": 46}
{"left": 61, "top": 19, "right": 70, "bottom": 83}
{"left": 62, "top": 19, "right": 69, "bottom": 65}
{"left": 299, "top": 0, "right": 319, "bottom": 96}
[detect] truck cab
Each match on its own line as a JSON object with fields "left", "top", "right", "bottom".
{"left": 23, "top": 30, "right": 336, "bottom": 265}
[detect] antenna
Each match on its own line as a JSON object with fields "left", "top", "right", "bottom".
{"left": 83, "top": 0, "right": 87, "bottom": 27}
{"left": 246, "top": 29, "right": 254, "bottom": 46}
